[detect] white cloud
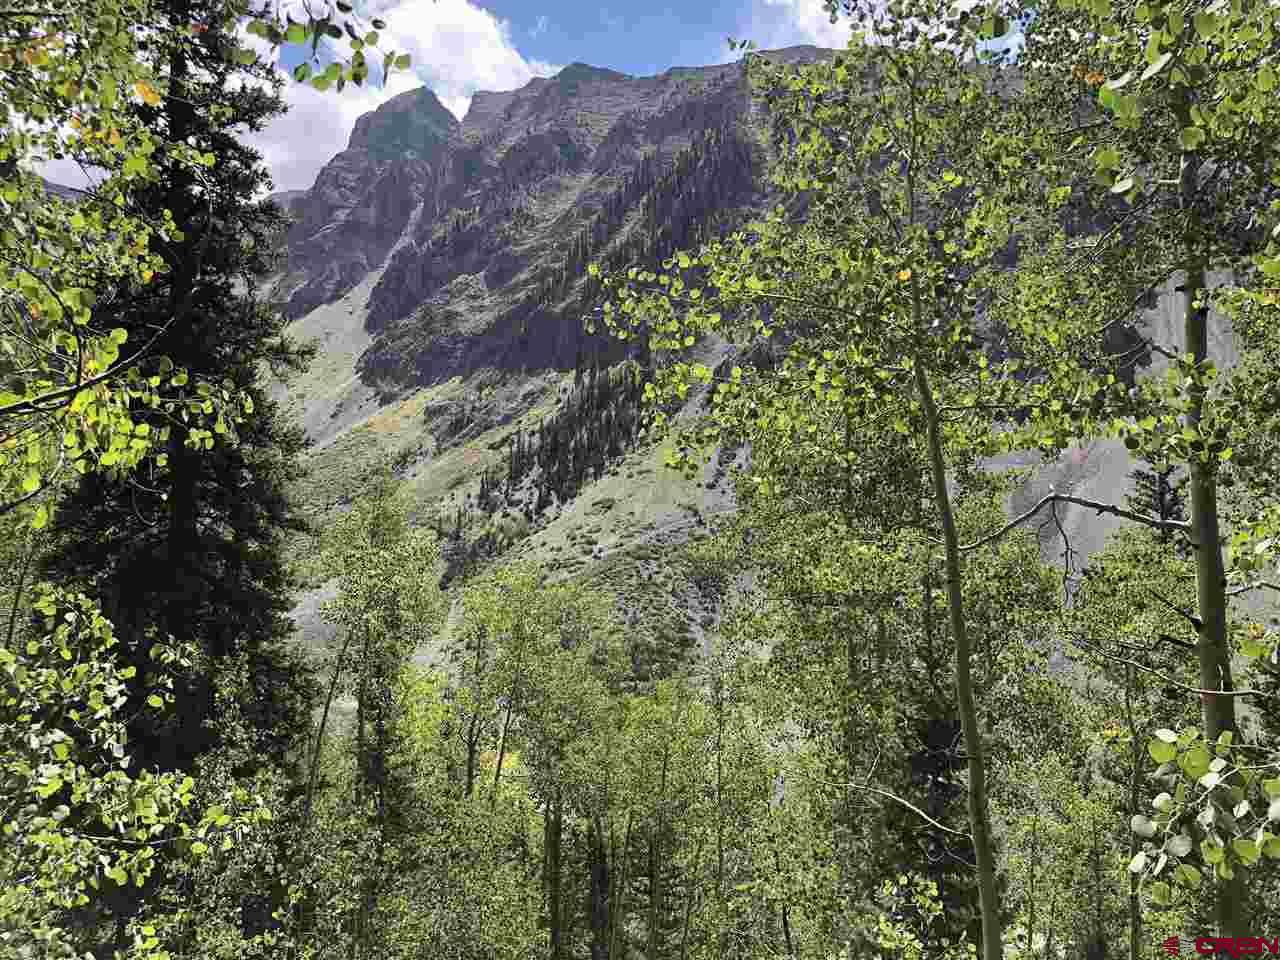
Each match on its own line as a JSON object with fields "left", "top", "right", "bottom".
{"left": 35, "top": 1, "right": 560, "bottom": 194}
{"left": 762, "top": 0, "right": 853, "bottom": 46}
{"left": 241, "top": 0, "right": 561, "bottom": 191}
{"left": 718, "top": 0, "right": 852, "bottom": 61}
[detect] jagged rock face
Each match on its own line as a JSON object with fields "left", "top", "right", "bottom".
{"left": 275, "top": 86, "right": 456, "bottom": 321}
{"left": 270, "top": 49, "right": 831, "bottom": 387}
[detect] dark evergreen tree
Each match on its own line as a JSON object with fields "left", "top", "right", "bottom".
{"left": 1126, "top": 461, "right": 1186, "bottom": 548}
{"left": 22, "top": 4, "right": 323, "bottom": 952}
{"left": 35, "top": 0, "right": 317, "bottom": 783}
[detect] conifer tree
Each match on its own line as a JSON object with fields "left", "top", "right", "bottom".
{"left": 37, "top": 1, "right": 317, "bottom": 780}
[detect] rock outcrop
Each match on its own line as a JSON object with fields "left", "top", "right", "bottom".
{"left": 273, "top": 86, "right": 457, "bottom": 322}
{"left": 269, "top": 49, "right": 830, "bottom": 390}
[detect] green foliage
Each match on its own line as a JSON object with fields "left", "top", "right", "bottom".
{"left": 8, "top": 0, "right": 1280, "bottom": 952}
{"left": 1132, "top": 725, "right": 1280, "bottom": 899}
{"left": 0, "top": 0, "right": 413, "bottom": 530}
{"left": 0, "top": 583, "right": 271, "bottom": 958}
{"left": 871, "top": 875, "right": 976, "bottom": 960}
{"left": 317, "top": 474, "right": 447, "bottom": 656}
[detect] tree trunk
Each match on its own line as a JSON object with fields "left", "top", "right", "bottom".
{"left": 650, "top": 746, "right": 670, "bottom": 960}
{"left": 161, "top": 36, "right": 209, "bottom": 776}
{"left": 491, "top": 648, "right": 523, "bottom": 809}
{"left": 1124, "top": 665, "right": 1143, "bottom": 960}
{"left": 349, "top": 630, "right": 372, "bottom": 960}
{"left": 679, "top": 839, "right": 704, "bottom": 960}
{"left": 1026, "top": 819, "right": 1038, "bottom": 958}
{"left": 610, "top": 810, "right": 634, "bottom": 960}
{"left": 648, "top": 829, "right": 661, "bottom": 960}
{"left": 491, "top": 697, "right": 515, "bottom": 809}
{"left": 1181, "top": 257, "right": 1245, "bottom": 933}
{"left": 368, "top": 682, "right": 392, "bottom": 957}
{"left": 1089, "top": 812, "right": 1107, "bottom": 960}
{"left": 464, "top": 634, "right": 484, "bottom": 798}
{"left": 714, "top": 674, "right": 727, "bottom": 960}
{"left": 773, "top": 847, "right": 795, "bottom": 957}
{"left": 1044, "top": 885, "right": 1059, "bottom": 960}
{"left": 913, "top": 351, "right": 1003, "bottom": 960}
{"left": 590, "top": 814, "right": 612, "bottom": 960}
{"left": 304, "top": 626, "right": 358, "bottom": 828}
{"left": 549, "top": 790, "right": 564, "bottom": 960}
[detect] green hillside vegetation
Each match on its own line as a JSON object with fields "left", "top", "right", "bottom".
{"left": 4, "top": 0, "right": 1280, "bottom": 958}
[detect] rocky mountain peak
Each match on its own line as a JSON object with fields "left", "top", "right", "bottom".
{"left": 271, "top": 49, "right": 795, "bottom": 334}
{"left": 553, "top": 62, "right": 633, "bottom": 85}
{"left": 347, "top": 85, "right": 458, "bottom": 160}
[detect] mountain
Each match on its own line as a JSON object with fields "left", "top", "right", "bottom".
{"left": 266, "top": 50, "right": 841, "bottom": 682}
{"left": 267, "top": 50, "right": 834, "bottom": 387}
{"left": 39, "top": 177, "right": 88, "bottom": 201}
{"left": 263, "top": 49, "right": 1254, "bottom": 680}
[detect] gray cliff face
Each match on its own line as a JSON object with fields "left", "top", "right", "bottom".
{"left": 270, "top": 49, "right": 830, "bottom": 387}
{"left": 273, "top": 87, "right": 457, "bottom": 322}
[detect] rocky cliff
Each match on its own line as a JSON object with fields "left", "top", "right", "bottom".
{"left": 268, "top": 49, "right": 837, "bottom": 394}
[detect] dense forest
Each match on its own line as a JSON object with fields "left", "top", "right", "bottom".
{"left": 3, "top": 0, "right": 1280, "bottom": 959}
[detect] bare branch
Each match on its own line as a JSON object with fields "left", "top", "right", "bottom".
{"left": 960, "top": 492, "right": 1189, "bottom": 553}
{"left": 850, "top": 781, "right": 972, "bottom": 836}
{"left": 1225, "top": 580, "right": 1280, "bottom": 598}
{"left": 1071, "top": 635, "right": 1274, "bottom": 700}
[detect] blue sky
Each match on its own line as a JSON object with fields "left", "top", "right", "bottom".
{"left": 473, "top": 0, "right": 838, "bottom": 79}
{"left": 42, "top": 1, "right": 853, "bottom": 193}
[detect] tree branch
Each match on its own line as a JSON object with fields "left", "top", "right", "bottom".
{"left": 1071, "top": 635, "right": 1274, "bottom": 700}
{"left": 850, "top": 781, "right": 972, "bottom": 837}
{"left": 960, "top": 492, "right": 1189, "bottom": 553}
{"left": 1225, "top": 580, "right": 1280, "bottom": 598}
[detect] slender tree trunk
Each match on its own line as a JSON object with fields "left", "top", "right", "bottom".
{"left": 902, "top": 70, "right": 1000, "bottom": 950}
{"left": 348, "top": 628, "right": 375, "bottom": 960}
{"left": 1044, "top": 886, "right": 1058, "bottom": 959}
{"left": 295, "top": 619, "right": 365, "bottom": 959}
{"left": 464, "top": 710, "right": 481, "bottom": 798}
{"left": 1026, "top": 819, "right": 1038, "bottom": 958}
{"left": 913, "top": 349, "right": 1003, "bottom": 960}
{"left": 491, "top": 649, "right": 523, "bottom": 809}
{"left": 355, "top": 632, "right": 370, "bottom": 805}
{"left": 1091, "top": 813, "right": 1106, "bottom": 960}
{"left": 464, "top": 633, "right": 484, "bottom": 797}
{"left": 549, "top": 789, "right": 564, "bottom": 960}
{"left": 680, "top": 839, "right": 705, "bottom": 960}
{"left": 773, "top": 847, "right": 795, "bottom": 957}
{"left": 650, "top": 747, "right": 670, "bottom": 960}
{"left": 648, "top": 829, "right": 661, "bottom": 960}
{"left": 611, "top": 809, "right": 634, "bottom": 960}
{"left": 491, "top": 696, "right": 515, "bottom": 809}
{"left": 304, "top": 627, "right": 358, "bottom": 828}
{"left": 1124, "top": 665, "right": 1143, "bottom": 960}
{"left": 590, "top": 813, "right": 612, "bottom": 960}
{"left": 360, "top": 684, "right": 390, "bottom": 960}
{"left": 714, "top": 675, "right": 727, "bottom": 960}
{"left": 1181, "top": 255, "right": 1244, "bottom": 933}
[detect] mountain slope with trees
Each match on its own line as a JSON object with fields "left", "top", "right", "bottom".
{"left": 4, "top": 0, "right": 1280, "bottom": 957}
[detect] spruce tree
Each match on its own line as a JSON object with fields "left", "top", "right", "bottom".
{"left": 37, "top": 0, "right": 317, "bottom": 780}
